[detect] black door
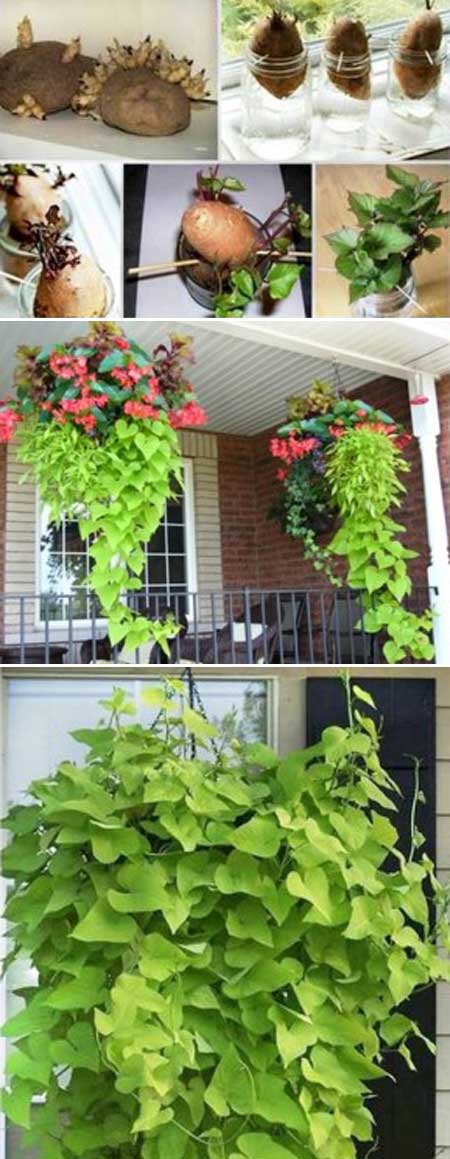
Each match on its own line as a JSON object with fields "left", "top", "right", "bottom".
{"left": 306, "top": 677, "right": 436, "bottom": 1159}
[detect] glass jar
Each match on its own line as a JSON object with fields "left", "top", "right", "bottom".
{"left": 17, "top": 264, "right": 115, "bottom": 319}
{"left": 387, "top": 35, "right": 446, "bottom": 121}
{"left": 318, "top": 50, "right": 371, "bottom": 133}
{"left": 241, "top": 46, "right": 312, "bottom": 160}
{"left": 0, "top": 201, "right": 73, "bottom": 280}
{"left": 351, "top": 269, "right": 416, "bottom": 318}
{"left": 177, "top": 213, "right": 272, "bottom": 312}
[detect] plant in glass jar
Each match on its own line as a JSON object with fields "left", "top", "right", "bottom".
{"left": 270, "top": 381, "right": 434, "bottom": 662}
{"left": 325, "top": 164, "right": 450, "bottom": 315}
{"left": 1, "top": 676, "right": 449, "bottom": 1159}
{"left": 0, "top": 324, "right": 207, "bottom": 654}
{"left": 0, "top": 164, "right": 75, "bottom": 281}
{"left": 179, "top": 167, "right": 311, "bottom": 317}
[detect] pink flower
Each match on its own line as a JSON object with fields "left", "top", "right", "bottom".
{"left": 270, "top": 434, "right": 320, "bottom": 464}
{"left": 411, "top": 395, "right": 429, "bottom": 406}
{"left": 0, "top": 408, "right": 21, "bottom": 443}
{"left": 169, "top": 402, "right": 208, "bottom": 428}
{"left": 123, "top": 400, "right": 159, "bottom": 419}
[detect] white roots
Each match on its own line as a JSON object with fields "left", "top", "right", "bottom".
{"left": 17, "top": 16, "right": 33, "bottom": 49}
{"left": 62, "top": 37, "right": 81, "bottom": 63}
{"left": 72, "top": 35, "right": 208, "bottom": 117}
{"left": 12, "top": 92, "right": 46, "bottom": 118}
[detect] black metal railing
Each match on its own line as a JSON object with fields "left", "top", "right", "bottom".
{"left": 0, "top": 587, "right": 435, "bottom": 665}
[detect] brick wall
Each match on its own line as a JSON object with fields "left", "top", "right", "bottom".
{"left": 217, "top": 433, "right": 258, "bottom": 590}
{"left": 217, "top": 376, "right": 447, "bottom": 597}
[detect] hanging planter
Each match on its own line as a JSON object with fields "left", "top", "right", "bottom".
{"left": 0, "top": 324, "right": 207, "bottom": 653}
{"left": 1, "top": 676, "right": 450, "bottom": 1158}
{"left": 270, "top": 380, "right": 434, "bottom": 662}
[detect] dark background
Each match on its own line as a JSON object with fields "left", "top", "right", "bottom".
{"left": 307, "top": 677, "right": 436, "bottom": 1159}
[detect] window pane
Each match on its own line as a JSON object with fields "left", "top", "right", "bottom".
{"left": 147, "top": 525, "right": 166, "bottom": 553}
{"left": 222, "top": 0, "right": 448, "bottom": 58}
{"left": 168, "top": 524, "right": 185, "bottom": 553}
{"left": 65, "top": 520, "right": 86, "bottom": 553}
{"left": 169, "top": 556, "right": 187, "bottom": 586}
{"left": 147, "top": 556, "right": 168, "bottom": 587}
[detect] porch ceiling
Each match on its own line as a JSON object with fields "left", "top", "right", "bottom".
{"left": 0, "top": 319, "right": 448, "bottom": 436}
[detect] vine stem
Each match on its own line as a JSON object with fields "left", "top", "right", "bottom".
{"left": 406, "top": 753, "right": 423, "bottom": 862}
{"left": 342, "top": 670, "right": 355, "bottom": 730}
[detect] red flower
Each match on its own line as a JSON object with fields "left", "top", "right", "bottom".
{"left": 114, "top": 337, "right": 130, "bottom": 350}
{"left": 329, "top": 425, "right": 347, "bottom": 438}
{"left": 169, "top": 402, "right": 208, "bottom": 428}
{"left": 355, "top": 421, "right": 397, "bottom": 436}
{"left": 0, "top": 408, "right": 22, "bottom": 443}
{"left": 270, "top": 434, "right": 320, "bottom": 464}
{"left": 123, "top": 400, "right": 159, "bottom": 420}
{"left": 395, "top": 433, "right": 413, "bottom": 450}
{"left": 356, "top": 408, "right": 367, "bottom": 417}
{"left": 277, "top": 467, "right": 288, "bottom": 481}
{"left": 410, "top": 395, "right": 429, "bottom": 405}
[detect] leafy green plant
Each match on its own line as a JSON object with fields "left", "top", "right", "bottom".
{"left": 184, "top": 167, "right": 311, "bottom": 318}
{"left": 270, "top": 384, "right": 433, "bottom": 663}
{"left": 2, "top": 677, "right": 449, "bottom": 1159}
{"left": 326, "top": 426, "right": 434, "bottom": 662}
{"left": 326, "top": 165, "right": 450, "bottom": 305}
{"left": 0, "top": 326, "right": 207, "bottom": 653}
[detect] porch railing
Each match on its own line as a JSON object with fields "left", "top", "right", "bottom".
{"left": 0, "top": 587, "right": 435, "bottom": 665}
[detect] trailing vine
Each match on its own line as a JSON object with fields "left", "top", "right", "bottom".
{"left": 0, "top": 325, "right": 207, "bottom": 653}
{"left": 270, "top": 382, "right": 434, "bottom": 663}
{"left": 1, "top": 677, "right": 449, "bottom": 1159}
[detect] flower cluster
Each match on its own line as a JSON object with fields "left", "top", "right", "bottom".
{"left": 0, "top": 325, "right": 207, "bottom": 444}
{"left": 0, "top": 408, "right": 21, "bottom": 443}
{"left": 270, "top": 434, "right": 321, "bottom": 465}
{"left": 269, "top": 382, "right": 412, "bottom": 561}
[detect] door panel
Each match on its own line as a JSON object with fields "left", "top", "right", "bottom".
{"left": 306, "top": 677, "right": 436, "bottom": 1159}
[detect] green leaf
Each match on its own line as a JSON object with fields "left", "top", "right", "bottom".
{"left": 232, "top": 817, "right": 281, "bottom": 858}
{"left": 226, "top": 899, "right": 274, "bottom": 947}
{"left": 348, "top": 191, "right": 378, "bottom": 223}
{"left": 236, "top": 1133, "right": 301, "bottom": 1159}
{"left": 367, "top": 222, "right": 414, "bottom": 256}
{"left": 50, "top": 1021, "right": 100, "bottom": 1073}
{"left": 45, "top": 967, "right": 107, "bottom": 1011}
{"left": 205, "top": 1045, "right": 254, "bottom": 1116}
{"left": 72, "top": 899, "right": 138, "bottom": 943}
{"left": 266, "top": 262, "right": 301, "bottom": 300}
{"left": 385, "top": 165, "right": 420, "bottom": 188}
{"left": 326, "top": 229, "right": 359, "bottom": 256}
{"left": 286, "top": 867, "right": 333, "bottom": 922}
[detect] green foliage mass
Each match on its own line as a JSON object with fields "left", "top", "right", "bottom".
{"left": 17, "top": 412, "right": 182, "bottom": 654}
{"left": 2, "top": 679, "right": 449, "bottom": 1159}
{"left": 326, "top": 427, "right": 434, "bottom": 662}
{"left": 326, "top": 166, "right": 450, "bottom": 305}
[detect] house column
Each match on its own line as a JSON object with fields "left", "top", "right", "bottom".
{"left": 408, "top": 374, "right": 450, "bottom": 665}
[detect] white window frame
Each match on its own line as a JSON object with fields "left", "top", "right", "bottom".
{"left": 34, "top": 458, "right": 198, "bottom": 631}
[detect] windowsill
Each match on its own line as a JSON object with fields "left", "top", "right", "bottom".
{"left": 220, "top": 40, "right": 450, "bottom": 162}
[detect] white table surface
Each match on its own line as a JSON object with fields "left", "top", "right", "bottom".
{"left": 135, "top": 163, "right": 306, "bottom": 319}
{"left": 0, "top": 103, "right": 218, "bottom": 162}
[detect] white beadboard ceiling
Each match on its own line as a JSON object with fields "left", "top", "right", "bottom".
{"left": 0, "top": 319, "right": 448, "bottom": 436}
